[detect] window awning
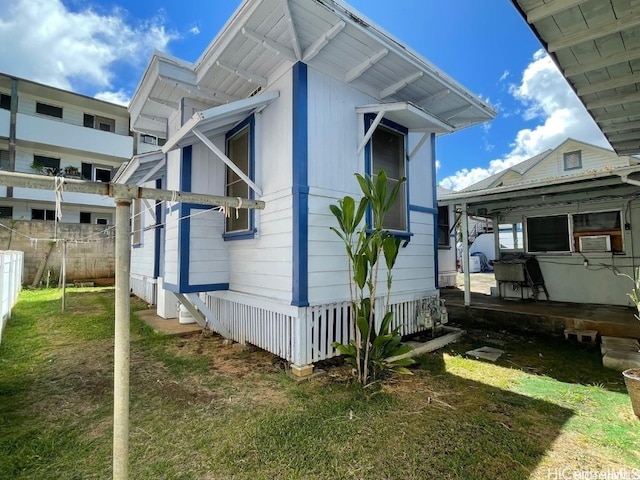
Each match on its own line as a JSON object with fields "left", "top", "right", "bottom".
{"left": 356, "top": 102, "right": 453, "bottom": 134}
{"left": 161, "top": 90, "right": 279, "bottom": 154}
{"left": 113, "top": 150, "right": 165, "bottom": 186}
{"left": 356, "top": 102, "right": 453, "bottom": 157}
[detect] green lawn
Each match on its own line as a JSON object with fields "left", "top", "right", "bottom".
{"left": 0, "top": 288, "right": 638, "bottom": 479}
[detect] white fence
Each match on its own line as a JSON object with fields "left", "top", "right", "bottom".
{"left": 0, "top": 251, "right": 24, "bottom": 345}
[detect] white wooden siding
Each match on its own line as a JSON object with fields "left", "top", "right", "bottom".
{"left": 130, "top": 179, "right": 158, "bottom": 303}
{"left": 522, "top": 142, "right": 632, "bottom": 183}
{"left": 438, "top": 205, "right": 457, "bottom": 287}
{"left": 407, "top": 132, "right": 434, "bottom": 208}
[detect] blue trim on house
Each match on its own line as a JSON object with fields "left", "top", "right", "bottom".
{"left": 153, "top": 178, "right": 162, "bottom": 279}
{"left": 431, "top": 133, "right": 439, "bottom": 288}
{"left": 163, "top": 281, "right": 229, "bottom": 294}
{"left": 409, "top": 204, "right": 438, "bottom": 215}
{"left": 223, "top": 114, "right": 256, "bottom": 241}
{"left": 177, "top": 146, "right": 192, "bottom": 292}
{"left": 292, "top": 62, "right": 309, "bottom": 307}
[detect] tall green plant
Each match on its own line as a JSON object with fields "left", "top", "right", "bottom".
{"left": 330, "top": 170, "right": 413, "bottom": 385}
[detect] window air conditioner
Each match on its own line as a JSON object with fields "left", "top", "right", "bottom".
{"left": 579, "top": 235, "right": 611, "bottom": 252}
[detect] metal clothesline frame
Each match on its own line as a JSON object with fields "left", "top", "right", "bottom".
{"left": 0, "top": 171, "right": 265, "bottom": 480}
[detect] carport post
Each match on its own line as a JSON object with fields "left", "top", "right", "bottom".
{"left": 461, "top": 202, "right": 471, "bottom": 306}
{"left": 113, "top": 198, "right": 132, "bottom": 480}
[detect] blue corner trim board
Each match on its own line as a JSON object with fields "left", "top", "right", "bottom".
{"left": 431, "top": 133, "right": 439, "bottom": 288}
{"left": 409, "top": 205, "right": 438, "bottom": 215}
{"left": 292, "top": 62, "right": 309, "bottom": 307}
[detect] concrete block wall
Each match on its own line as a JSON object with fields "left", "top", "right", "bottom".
{"left": 0, "top": 220, "right": 115, "bottom": 284}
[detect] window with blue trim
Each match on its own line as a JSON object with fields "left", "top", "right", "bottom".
{"left": 225, "top": 116, "right": 254, "bottom": 236}
{"left": 366, "top": 117, "right": 408, "bottom": 232}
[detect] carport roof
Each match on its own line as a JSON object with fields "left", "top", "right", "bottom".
{"left": 510, "top": 0, "right": 640, "bottom": 156}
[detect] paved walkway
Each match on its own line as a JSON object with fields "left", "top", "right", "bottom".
{"left": 135, "top": 308, "right": 202, "bottom": 336}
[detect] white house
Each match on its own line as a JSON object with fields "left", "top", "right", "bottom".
{"left": 439, "top": 138, "right": 640, "bottom": 306}
{"left": 120, "top": 0, "right": 495, "bottom": 375}
{"left": 0, "top": 73, "right": 142, "bottom": 225}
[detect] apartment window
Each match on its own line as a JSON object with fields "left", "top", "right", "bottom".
{"left": 0, "top": 150, "right": 8, "bottom": 170}
{"left": 96, "top": 218, "right": 108, "bottom": 225}
{"left": 0, "top": 93, "right": 10, "bottom": 110}
{"left": 32, "top": 209, "right": 56, "bottom": 221}
{"left": 438, "top": 206, "right": 450, "bottom": 247}
{"left": 0, "top": 206, "right": 13, "bottom": 218}
{"left": 81, "top": 162, "right": 111, "bottom": 182}
{"left": 573, "top": 210, "right": 622, "bottom": 253}
{"left": 563, "top": 150, "right": 582, "bottom": 171}
{"left": 32, "top": 155, "right": 60, "bottom": 175}
{"left": 141, "top": 134, "right": 166, "bottom": 146}
{"left": 79, "top": 212, "right": 91, "bottom": 224}
{"left": 224, "top": 117, "right": 254, "bottom": 237}
{"left": 84, "top": 114, "right": 115, "bottom": 132}
{"left": 36, "top": 102, "right": 63, "bottom": 119}
{"left": 368, "top": 118, "right": 407, "bottom": 231}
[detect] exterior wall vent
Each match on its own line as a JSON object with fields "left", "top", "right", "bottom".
{"left": 579, "top": 235, "right": 611, "bottom": 252}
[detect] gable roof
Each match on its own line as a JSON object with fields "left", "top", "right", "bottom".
{"left": 510, "top": 0, "right": 640, "bottom": 156}
{"left": 129, "top": 0, "right": 495, "bottom": 137}
{"left": 458, "top": 138, "right": 637, "bottom": 193}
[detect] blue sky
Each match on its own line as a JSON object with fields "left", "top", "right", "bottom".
{"left": 0, "top": 0, "right": 609, "bottom": 190}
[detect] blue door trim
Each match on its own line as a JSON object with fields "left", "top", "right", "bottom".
{"left": 431, "top": 133, "right": 439, "bottom": 288}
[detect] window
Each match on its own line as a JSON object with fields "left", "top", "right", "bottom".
{"left": 573, "top": 210, "right": 622, "bottom": 253}
{"left": 95, "top": 167, "right": 111, "bottom": 182}
{"left": 563, "top": 150, "right": 582, "bottom": 171}
{"left": 141, "top": 134, "right": 166, "bottom": 146}
{"left": 224, "top": 119, "right": 253, "bottom": 236}
{"left": 438, "top": 206, "right": 450, "bottom": 247}
{"left": 0, "top": 93, "right": 10, "bottom": 110}
{"left": 0, "top": 206, "right": 13, "bottom": 218}
{"left": 367, "top": 117, "right": 407, "bottom": 231}
{"left": 36, "top": 102, "right": 63, "bottom": 119}
{"left": 32, "top": 209, "right": 55, "bottom": 221}
{"left": 96, "top": 218, "right": 108, "bottom": 225}
{"left": 81, "top": 162, "right": 111, "bottom": 182}
{"left": 84, "top": 114, "right": 115, "bottom": 132}
{"left": 0, "top": 150, "right": 8, "bottom": 170}
{"left": 526, "top": 215, "right": 570, "bottom": 253}
{"left": 79, "top": 212, "right": 91, "bottom": 224}
{"left": 33, "top": 155, "right": 60, "bottom": 175}
{"left": 132, "top": 200, "right": 142, "bottom": 245}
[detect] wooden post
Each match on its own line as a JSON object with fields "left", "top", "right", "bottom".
{"left": 461, "top": 203, "right": 471, "bottom": 307}
{"left": 113, "top": 199, "right": 131, "bottom": 480}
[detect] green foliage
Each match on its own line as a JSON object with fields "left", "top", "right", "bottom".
{"left": 329, "top": 169, "right": 412, "bottom": 385}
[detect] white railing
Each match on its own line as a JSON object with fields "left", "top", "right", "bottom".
{"left": 130, "top": 274, "right": 156, "bottom": 305}
{"left": 203, "top": 292, "right": 440, "bottom": 367}
{"left": 0, "top": 251, "right": 24, "bottom": 345}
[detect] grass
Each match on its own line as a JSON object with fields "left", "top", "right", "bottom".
{"left": 1, "top": 288, "right": 639, "bottom": 479}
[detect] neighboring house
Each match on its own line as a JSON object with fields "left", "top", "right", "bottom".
{"left": 439, "top": 138, "right": 640, "bottom": 306}
{"left": 436, "top": 186, "right": 457, "bottom": 287}
{"left": 0, "top": 72, "right": 140, "bottom": 225}
{"left": 121, "top": 0, "right": 495, "bottom": 375}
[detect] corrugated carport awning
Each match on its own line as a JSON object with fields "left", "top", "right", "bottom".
{"left": 161, "top": 90, "right": 279, "bottom": 154}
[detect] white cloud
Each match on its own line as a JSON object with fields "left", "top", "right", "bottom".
{"left": 435, "top": 160, "right": 441, "bottom": 171}
{"left": 189, "top": 26, "right": 201, "bottom": 35}
{"left": 0, "top": 0, "right": 178, "bottom": 91}
{"left": 95, "top": 89, "right": 130, "bottom": 106}
{"left": 499, "top": 70, "right": 510, "bottom": 82}
{"left": 439, "top": 49, "right": 609, "bottom": 191}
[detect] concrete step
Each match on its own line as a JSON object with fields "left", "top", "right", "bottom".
{"left": 602, "top": 350, "right": 640, "bottom": 371}
{"left": 600, "top": 336, "right": 640, "bottom": 356}
{"left": 564, "top": 328, "right": 598, "bottom": 343}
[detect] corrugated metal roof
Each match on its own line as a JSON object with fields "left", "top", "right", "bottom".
{"left": 129, "top": 0, "right": 496, "bottom": 137}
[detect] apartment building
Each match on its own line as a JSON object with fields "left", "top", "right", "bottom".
{"left": 0, "top": 73, "right": 162, "bottom": 225}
